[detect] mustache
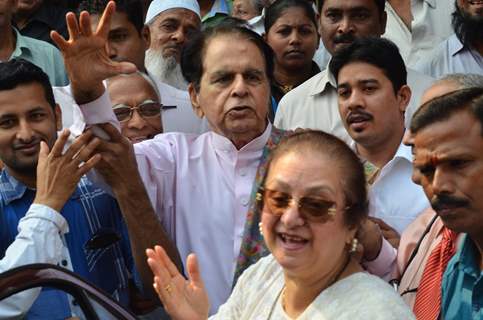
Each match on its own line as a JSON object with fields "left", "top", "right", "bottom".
{"left": 12, "top": 138, "right": 42, "bottom": 150}
{"left": 346, "top": 110, "right": 373, "bottom": 123}
{"left": 430, "top": 194, "right": 470, "bottom": 211}
{"left": 333, "top": 33, "right": 355, "bottom": 45}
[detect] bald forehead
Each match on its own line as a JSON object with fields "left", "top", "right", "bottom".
{"left": 421, "top": 81, "right": 461, "bottom": 105}
{"left": 107, "top": 74, "right": 158, "bottom": 99}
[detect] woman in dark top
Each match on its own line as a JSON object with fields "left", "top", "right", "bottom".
{"left": 264, "top": 0, "right": 320, "bottom": 120}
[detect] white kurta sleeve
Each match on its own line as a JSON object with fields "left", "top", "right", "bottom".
{"left": 0, "top": 204, "right": 68, "bottom": 319}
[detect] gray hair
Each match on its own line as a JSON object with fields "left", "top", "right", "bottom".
{"left": 436, "top": 73, "right": 483, "bottom": 89}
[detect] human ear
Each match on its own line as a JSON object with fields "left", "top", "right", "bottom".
{"left": 54, "top": 104, "right": 62, "bottom": 131}
{"left": 397, "top": 85, "right": 412, "bottom": 114}
{"left": 188, "top": 83, "right": 204, "bottom": 118}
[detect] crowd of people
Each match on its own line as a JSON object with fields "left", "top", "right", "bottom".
{"left": 0, "top": 0, "right": 482, "bottom": 319}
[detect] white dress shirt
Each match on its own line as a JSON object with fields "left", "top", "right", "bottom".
{"left": 383, "top": 0, "right": 455, "bottom": 67}
{"left": 0, "top": 204, "right": 68, "bottom": 319}
{"left": 274, "top": 63, "right": 434, "bottom": 141}
{"left": 358, "top": 141, "right": 430, "bottom": 234}
{"left": 80, "top": 92, "right": 271, "bottom": 314}
{"left": 414, "top": 34, "right": 483, "bottom": 79}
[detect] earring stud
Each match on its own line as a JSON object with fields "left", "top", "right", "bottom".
{"left": 350, "top": 238, "right": 358, "bottom": 253}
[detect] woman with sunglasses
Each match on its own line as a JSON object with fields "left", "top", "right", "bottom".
{"left": 146, "top": 130, "right": 414, "bottom": 319}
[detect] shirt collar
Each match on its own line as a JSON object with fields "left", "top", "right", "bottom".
{"left": 350, "top": 138, "right": 412, "bottom": 164}
{"left": 10, "top": 28, "right": 30, "bottom": 59}
{"left": 425, "top": 0, "right": 436, "bottom": 9}
{"left": 393, "top": 139, "right": 413, "bottom": 163}
{"left": 0, "top": 166, "right": 83, "bottom": 205}
{"left": 0, "top": 170, "right": 29, "bottom": 205}
{"left": 448, "top": 34, "right": 466, "bottom": 57}
{"left": 202, "top": 0, "right": 231, "bottom": 21}
{"left": 447, "top": 234, "right": 481, "bottom": 278}
{"left": 211, "top": 122, "right": 272, "bottom": 153}
{"left": 308, "top": 66, "right": 337, "bottom": 96}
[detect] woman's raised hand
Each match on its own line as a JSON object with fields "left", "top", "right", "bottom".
{"left": 146, "top": 246, "right": 210, "bottom": 320}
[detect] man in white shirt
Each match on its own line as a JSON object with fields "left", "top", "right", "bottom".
{"left": 56, "top": 0, "right": 207, "bottom": 136}
{"left": 383, "top": 0, "right": 455, "bottom": 67}
{"left": 329, "top": 37, "right": 429, "bottom": 237}
{"left": 144, "top": 0, "right": 202, "bottom": 90}
{"left": 274, "top": 0, "right": 434, "bottom": 141}
{"left": 414, "top": 0, "right": 483, "bottom": 78}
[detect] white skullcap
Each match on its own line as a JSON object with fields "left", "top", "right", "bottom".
{"left": 145, "top": 0, "right": 201, "bottom": 25}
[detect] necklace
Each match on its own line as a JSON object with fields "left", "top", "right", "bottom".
{"left": 267, "top": 256, "right": 352, "bottom": 319}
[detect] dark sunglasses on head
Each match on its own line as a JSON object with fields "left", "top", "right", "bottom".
{"left": 256, "top": 187, "right": 338, "bottom": 222}
{"left": 113, "top": 100, "right": 162, "bottom": 122}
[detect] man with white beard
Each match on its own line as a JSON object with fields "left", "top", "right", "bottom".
{"left": 145, "top": 0, "right": 202, "bottom": 90}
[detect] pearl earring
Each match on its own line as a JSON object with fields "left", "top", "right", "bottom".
{"left": 258, "top": 222, "right": 263, "bottom": 235}
{"left": 350, "top": 238, "right": 358, "bottom": 253}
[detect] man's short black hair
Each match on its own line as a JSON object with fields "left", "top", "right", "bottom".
{"left": 0, "top": 59, "right": 56, "bottom": 110}
{"left": 318, "top": 0, "right": 386, "bottom": 16}
{"left": 78, "top": 0, "right": 144, "bottom": 33}
{"left": 411, "top": 87, "right": 483, "bottom": 136}
{"left": 181, "top": 24, "right": 274, "bottom": 91}
{"left": 329, "top": 37, "right": 407, "bottom": 94}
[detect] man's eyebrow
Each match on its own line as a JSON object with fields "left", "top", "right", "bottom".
{"left": 337, "top": 83, "right": 350, "bottom": 89}
{"left": 109, "top": 27, "right": 128, "bottom": 35}
{"left": 359, "top": 79, "right": 379, "bottom": 85}
{"left": 349, "top": 7, "right": 372, "bottom": 13}
{"left": 244, "top": 69, "right": 264, "bottom": 76}
{"left": 159, "top": 17, "right": 180, "bottom": 25}
{"left": 109, "top": 27, "right": 128, "bottom": 32}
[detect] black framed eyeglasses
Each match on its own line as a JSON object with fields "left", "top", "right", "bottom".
{"left": 113, "top": 100, "right": 162, "bottom": 122}
{"left": 256, "top": 187, "right": 339, "bottom": 222}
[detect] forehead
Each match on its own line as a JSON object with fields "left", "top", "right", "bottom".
{"left": 413, "top": 111, "right": 483, "bottom": 161}
{"left": 322, "top": 0, "right": 379, "bottom": 12}
{"left": 107, "top": 75, "right": 159, "bottom": 103}
{"left": 0, "top": 82, "right": 52, "bottom": 114}
{"left": 234, "top": 0, "right": 253, "bottom": 8}
{"left": 153, "top": 8, "right": 201, "bottom": 27}
{"left": 202, "top": 35, "right": 266, "bottom": 73}
{"left": 272, "top": 7, "right": 314, "bottom": 25}
{"left": 420, "top": 81, "right": 460, "bottom": 105}
{"left": 267, "top": 151, "right": 341, "bottom": 195}
{"left": 338, "top": 61, "right": 388, "bottom": 84}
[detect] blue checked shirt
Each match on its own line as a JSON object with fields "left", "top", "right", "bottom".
{"left": 0, "top": 170, "right": 135, "bottom": 319}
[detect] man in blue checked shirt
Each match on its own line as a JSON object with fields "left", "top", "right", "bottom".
{"left": 0, "top": 59, "right": 180, "bottom": 319}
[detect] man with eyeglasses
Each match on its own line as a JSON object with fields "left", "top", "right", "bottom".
{"left": 107, "top": 72, "right": 163, "bottom": 143}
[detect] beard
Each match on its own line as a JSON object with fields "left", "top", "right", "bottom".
{"left": 145, "top": 48, "right": 189, "bottom": 91}
{"left": 452, "top": 4, "right": 483, "bottom": 48}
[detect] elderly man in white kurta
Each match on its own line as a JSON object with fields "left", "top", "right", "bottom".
{"left": 53, "top": 1, "right": 400, "bottom": 315}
